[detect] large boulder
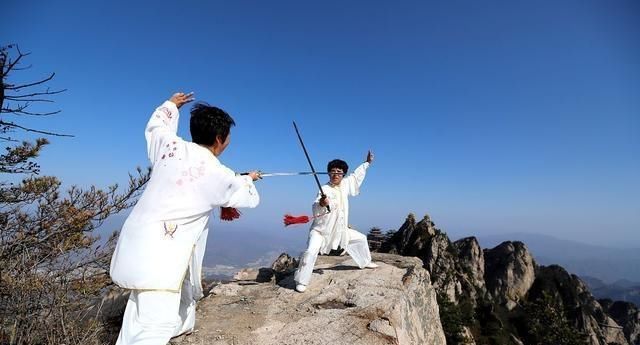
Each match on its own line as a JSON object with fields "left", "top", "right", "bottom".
{"left": 484, "top": 241, "right": 536, "bottom": 310}
{"left": 454, "top": 236, "right": 487, "bottom": 303}
{"left": 453, "top": 237, "right": 485, "bottom": 291}
{"left": 171, "top": 253, "right": 446, "bottom": 345}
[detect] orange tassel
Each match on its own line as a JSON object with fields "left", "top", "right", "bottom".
{"left": 220, "top": 207, "right": 241, "bottom": 221}
{"left": 283, "top": 214, "right": 310, "bottom": 226}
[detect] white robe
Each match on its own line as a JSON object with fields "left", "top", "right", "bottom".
{"left": 110, "top": 101, "right": 259, "bottom": 292}
{"left": 309, "top": 162, "right": 369, "bottom": 254}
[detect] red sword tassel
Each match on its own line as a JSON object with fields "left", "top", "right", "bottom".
{"left": 220, "top": 207, "right": 241, "bottom": 221}
{"left": 283, "top": 214, "right": 310, "bottom": 226}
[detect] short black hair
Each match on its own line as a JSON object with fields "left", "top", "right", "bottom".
{"left": 327, "top": 159, "right": 348, "bottom": 174}
{"left": 189, "top": 102, "right": 235, "bottom": 146}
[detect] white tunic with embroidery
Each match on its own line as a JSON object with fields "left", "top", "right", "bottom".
{"left": 309, "top": 162, "right": 369, "bottom": 254}
{"left": 110, "top": 101, "right": 259, "bottom": 291}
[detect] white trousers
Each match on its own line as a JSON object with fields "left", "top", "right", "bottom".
{"left": 115, "top": 228, "right": 208, "bottom": 345}
{"left": 294, "top": 229, "right": 372, "bottom": 286}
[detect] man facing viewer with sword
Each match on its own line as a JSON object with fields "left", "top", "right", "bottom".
{"left": 294, "top": 150, "right": 378, "bottom": 293}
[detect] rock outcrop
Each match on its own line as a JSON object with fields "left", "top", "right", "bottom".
{"left": 453, "top": 236, "right": 487, "bottom": 303}
{"left": 453, "top": 237, "right": 485, "bottom": 292}
{"left": 529, "top": 265, "right": 629, "bottom": 345}
{"left": 382, "top": 214, "right": 468, "bottom": 304}
{"left": 171, "top": 253, "right": 446, "bottom": 345}
{"left": 601, "top": 300, "right": 640, "bottom": 345}
{"left": 484, "top": 241, "right": 536, "bottom": 310}
{"left": 375, "top": 213, "right": 634, "bottom": 345}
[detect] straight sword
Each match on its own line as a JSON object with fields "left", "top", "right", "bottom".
{"left": 292, "top": 121, "right": 330, "bottom": 213}
{"left": 240, "top": 172, "right": 328, "bottom": 177}
{"left": 260, "top": 172, "right": 328, "bottom": 177}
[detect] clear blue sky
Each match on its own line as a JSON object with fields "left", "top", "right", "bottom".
{"left": 3, "top": 0, "right": 639, "bottom": 247}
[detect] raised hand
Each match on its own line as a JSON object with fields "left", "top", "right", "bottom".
{"left": 169, "top": 92, "right": 195, "bottom": 109}
{"left": 366, "top": 150, "right": 374, "bottom": 164}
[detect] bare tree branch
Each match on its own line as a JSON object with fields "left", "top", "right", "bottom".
{"left": 3, "top": 108, "right": 61, "bottom": 116}
{"left": 11, "top": 64, "right": 33, "bottom": 71}
{"left": 4, "top": 98, "right": 55, "bottom": 103}
{"left": 2, "top": 46, "right": 28, "bottom": 76}
{"left": 5, "top": 73, "right": 56, "bottom": 91}
{"left": 0, "top": 120, "right": 73, "bottom": 137}
{"left": 1, "top": 45, "right": 66, "bottom": 122}
{"left": 5, "top": 88, "right": 66, "bottom": 99}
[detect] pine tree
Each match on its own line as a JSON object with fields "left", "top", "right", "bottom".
{"left": 0, "top": 45, "right": 149, "bottom": 345}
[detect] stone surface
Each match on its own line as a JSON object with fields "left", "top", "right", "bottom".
{"left": 530, "top": 265, "right": 629, "bottom": 345}
{"left": 374, "top": 212, "right": 638, "bottom": 345}
{"left": 604, "top": 300, "right": 640, "bottom": 345}
{"left": 380, "top": 214, "right": 465, "bottom": 303}
{"left": 453, "top": 237, "right": 485, "bottom": 292}
{"left": 484, "top": 241, "right": 536, "bottom": 310}
{"left": 171, "top": 253, "right": 446, "bottom": 345}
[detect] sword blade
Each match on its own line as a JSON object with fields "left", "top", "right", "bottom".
{"left": 292, "top": 121, "right": 330, "bottom": 213}
{"left": 260, "top": 172, "right": 328, "bottom": 177}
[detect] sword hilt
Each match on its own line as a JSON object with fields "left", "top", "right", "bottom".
{"left": 320, "top": 194, "right": 331, "bottom": 213}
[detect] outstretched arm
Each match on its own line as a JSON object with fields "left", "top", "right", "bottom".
{"left": 222, "top": 170, "right": 261, "bottom": 208}
{"left": 199, "top": 163, "right": 261, "bottom": 209}
{"left": 346, "top": 150, "right": 374, "bottom": 196}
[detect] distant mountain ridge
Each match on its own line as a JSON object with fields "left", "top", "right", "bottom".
{"left": 202, "top": 227, "right": 306, "bottom": 278}
{"left": 582, "top": 276, "right": 640, "bottom": 307}
{"left": 476, "top": 232, "right": 640, "bottom": 283}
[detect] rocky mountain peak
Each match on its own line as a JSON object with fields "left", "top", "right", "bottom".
{"left": 383, "top": 212, "right": 438, "bottom": 256}
{"left": 374, "top": 213, "right": 635, "bottom": 344}
{"left": 453, "top": 237, "right": 485, "bottom": 291}
{"left": 526, "top": 264, "right": 629, "bottom": 345}
{"left": 483, "top": 241, "right": 536, "bottom": 310}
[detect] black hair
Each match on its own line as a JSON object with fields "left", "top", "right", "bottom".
{"left": 189, "top": 102, "right": 235, "bottom": 146}
{"left": 327, "top": 159, "right": 348, "bottom": 174}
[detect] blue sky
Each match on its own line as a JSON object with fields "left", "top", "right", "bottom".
{"left": 3, "top": 0, "right": 639, "bottom": 247}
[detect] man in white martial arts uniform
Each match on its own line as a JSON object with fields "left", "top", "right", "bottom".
{"left": 110, "top": 92, "right": 261, "bottom": 344}
{"left": 294, "top": 151, "right": 378, "bottom": 293}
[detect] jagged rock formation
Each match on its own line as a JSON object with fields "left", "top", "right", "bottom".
{"left": 453, "top": 236, "right": 488, "bottom": 305}
{"left": 381, "top": 214, "right": 476, "bottom": 304}
{"left": 454, "top": 237, "right": 485, "bottom": 293}
{"left": 601, "top": 299, "right": 640, "bottom": 345}
{"left": 377, "top": 213, "right": 634, "bottom": 345}
{"left": 171, "top": 253, "right": 446, "bottom": 345}
{"left": 484, "top": 241, "right": 536, "bottom": 310}
{"left": 529, "top": 265, "right": 628, "bottom": 345}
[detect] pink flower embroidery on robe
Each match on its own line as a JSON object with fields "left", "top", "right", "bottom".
{"left": 159, "top": 107, "right": 172, "bottom": 119}
{"left": 176, "top": 161, "right": 206, "bottom": 186}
